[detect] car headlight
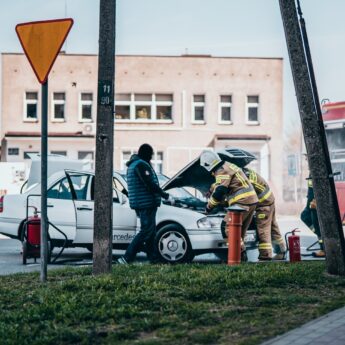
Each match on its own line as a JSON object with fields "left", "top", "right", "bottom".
{"left": 197, "top": 216, "right": 223, "bottom": 229}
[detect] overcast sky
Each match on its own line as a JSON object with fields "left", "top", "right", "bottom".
{"left": 1, "top": 0, "right": 345, "bottom": 134}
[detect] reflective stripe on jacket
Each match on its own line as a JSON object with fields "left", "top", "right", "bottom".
{"left": 208, "top": 162, "right": 258, "bottom": 208}
{"left": 243, "top": 168, "right": 274, "bottom": 206}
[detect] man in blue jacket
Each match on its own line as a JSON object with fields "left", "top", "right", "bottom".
{"left": 117, "top": 144, "right": 171, "bottom": 264}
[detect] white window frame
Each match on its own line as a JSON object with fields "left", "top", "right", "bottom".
{"left": 8, "top": 147, "right": 20, "bottom": 156}
{"left": 78, "top": 92, "right": 94, "bottom": 123}
{"left": 51, "top": 92, "right": 66, "bottom": 122}
{"left": 191, "top": 94, "right": 206, "bottom": 124}
{"left": 218, "top": 95, "right": 232, "bottom": 125}
{"left": 115, "top": 94, "right": 132, "bottom": 121}
{"left": 115, "top": 93, "right": 173, "bottom": 123}
{"left": 50, "top": 151, "right": 67, "bottom": 156}
{"left": 246, "top": 95, "right": 260, "bottom": 125}
{"left": 134, "top": 94, "right": 153, "bottom": 122}
{"left": 155, "top": 94, "right": 173, "bottom": 121}
{"left": 121, "top": 149, "right": 163, "bottom": 173}
{"left": 23, "top": 91, "right": 39, "bottom": 122}
{"left": 152, "top": 151, "right": 164, "bottom": 174}
{"left": 121, "top": 149, "right": 136, "bottom": 170}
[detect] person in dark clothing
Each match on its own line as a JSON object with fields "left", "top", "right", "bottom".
{"left": 300, "top": 177, "right": 325, "bottom": 257}
{"left": 117, "top": 144, "right": 171, "bottom": 264}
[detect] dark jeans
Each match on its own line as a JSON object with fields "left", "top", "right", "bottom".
{"left": 301, "top": 206, "right": 324, "bottom": 250}
{"left": 124, "top": 207, "right": 158, "bottom": 263}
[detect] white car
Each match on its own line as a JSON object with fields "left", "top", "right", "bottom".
{"left": 0, "top": 167, "right": 233, "bottom": 263}
{"left": 0, "top": 149, "right": 318, "bottom": 263}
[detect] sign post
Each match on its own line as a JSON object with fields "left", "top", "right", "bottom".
{"left": 16, "top": 19, "right": 73, "bottom": 282}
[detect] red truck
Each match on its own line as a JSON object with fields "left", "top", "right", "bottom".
{"left": 322, "top": 101, "right": 345, "bottom": 223}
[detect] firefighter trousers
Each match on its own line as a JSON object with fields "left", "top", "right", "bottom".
{"left": 256, "top": 204, "right": 286, "bottom": 259}
{"left": 238, "top": 203, "right": 257, "bottom": 252}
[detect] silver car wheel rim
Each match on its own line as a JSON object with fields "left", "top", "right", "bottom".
{"left": 158, "top": 231, "right": 187, "bottom": 262}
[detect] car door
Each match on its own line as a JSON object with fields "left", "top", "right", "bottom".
{"left": 66, "top": 172, "right": 137, "bottom": 245}
{"left": 46, "top": 176, "right": 77, "bottom": 241}
{"left": 112, "top": 186, "right": 137, "bottom": 245}
{"left": 65, "top": 172, "right": 94, "bottom": 244}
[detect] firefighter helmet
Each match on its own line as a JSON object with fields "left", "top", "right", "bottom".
{"left": 200, "top": 150, "right": 222, "bottom": 172}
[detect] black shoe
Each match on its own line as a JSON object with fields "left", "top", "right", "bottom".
{"left": 241, "top": 251, "right": 248, "bottom": 262}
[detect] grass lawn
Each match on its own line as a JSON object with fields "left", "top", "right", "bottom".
{"left": 1, "top": 261, "right": 345, "bottom": 345}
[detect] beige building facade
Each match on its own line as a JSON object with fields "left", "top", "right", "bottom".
{"left": 0, "top": 53, "right": 284, "bottom": 205}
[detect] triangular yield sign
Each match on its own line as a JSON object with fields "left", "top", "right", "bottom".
{"left": 16, "top": 18, "right": 74, "bottom": 84}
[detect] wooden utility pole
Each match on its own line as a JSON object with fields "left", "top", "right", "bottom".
{"left": 93, "top": 0, "right": 116, "bottom": 275}
{"left": 279, "top": 0, "right": 345, "bottom": 275}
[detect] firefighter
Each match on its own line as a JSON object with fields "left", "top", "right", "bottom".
{"left": 300, "top": 177, "right": 325, "bottom": 257}
{"left": 243, "top": 167, "right": 286, "bottom": 261}
{"left": 200, "top": 150, "right": 258, "bottom": 261}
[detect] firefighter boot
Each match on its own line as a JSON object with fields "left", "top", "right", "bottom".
{"left": 312, "top": 250, "right": 325, "bottom": 258}
{"left": 312, "top": 239, "right": 325, "bottom": 258}
{"left": 272, "top": 252, "right": 286, "bottom": 260}
{"left": 258, "top": 253, "right": 272, "bottom": 261}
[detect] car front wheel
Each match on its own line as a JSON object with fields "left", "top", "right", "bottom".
{"left": 155, "top": 224, "right": 193, "bottom": 263}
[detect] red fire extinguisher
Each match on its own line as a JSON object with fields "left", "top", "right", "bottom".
{"left": 27, "top": 214, "right": 41, "bottom": 245}
{"left": 23, "top": 207, "right": 41, "bottom": 264}
{"left": 286, "top": 229, "right": 301, "bottom": 262}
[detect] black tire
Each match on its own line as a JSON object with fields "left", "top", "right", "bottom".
{"left": 22, "top": 241, "right": 27, "bottom": 265}
{"left": 215, "top": 249, "right": 228, "bottom": 262}
{"left": 155, "top": 224, "right": 194, "bottom": 264}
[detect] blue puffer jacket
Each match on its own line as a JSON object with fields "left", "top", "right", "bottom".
{"left": 126, "top": 155, "right": 161, "bottom": 209}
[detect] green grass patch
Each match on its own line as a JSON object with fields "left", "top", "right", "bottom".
{"left": 1, "top": 261, "right": 345, "bottom": 344}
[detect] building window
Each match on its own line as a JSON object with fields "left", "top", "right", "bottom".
{"left": 135, "top": 94, "right": 152, "bottom": 120}
{"left": 192, "top": 95, "right": 205, "bottom": 123}
{"left": 8, "top": 148, "right": 19, "bottom": 156}
{"left": 156, "top": 94, "right": 173, "bottom": 120}
{"left": 115, "top": 93, "right": 173, "bottom": 122}
{"left": 52, "top": 92, "right": 66, "bottom": 121}
{"left": 24, "top": 151, "right": 39, "bottom": 159}
{"left": 24, "top": 92, "right": 38, "bottom": 121}
{"left": 51, "top": 151, "right": 67, "bottom": 156}
{"left": 121, "top": 150, "right": 162, "bottom": 173}
{"left": 79, "top": 93, "right": 93, "bottom": 122}
{"left": 219, "top": 95, "right": 232, "bottom": 124}
{"left": 78, "top": 151, "right": 94, "bottom": 161}
{"left": 246, "top": 95, "right": 259, "bottom": 124}
{"left": 115, "top": 94, "right": 131, "bottom": 120}
{"left": 152, "top": 151, "right": 164, "bottom": 174}
{"left": 121, "top": 150, "right": 134, "bottom": 170}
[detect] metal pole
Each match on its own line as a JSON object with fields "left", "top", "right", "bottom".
{"left": 40, "top": 79, "right": 48, "bottom": 282}
{"left": 279, "top": 0, "right": 345, "bottom": 275}
{"left": 93, "top": 0, "right": 116, "bottom": 275}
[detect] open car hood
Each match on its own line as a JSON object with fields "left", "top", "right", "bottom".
{"left": 162, "top": 148, "right": 256, "bottom": 194}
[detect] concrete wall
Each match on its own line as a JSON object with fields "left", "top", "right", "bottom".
{"left": 1, "top": 53, "right": 284, "bottom": 207}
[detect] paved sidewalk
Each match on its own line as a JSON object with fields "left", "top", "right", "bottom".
{"left": 262, "top": 306, "right": 345, "bottom": 345}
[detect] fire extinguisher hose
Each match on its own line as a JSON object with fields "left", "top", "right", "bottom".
{"left": 284, "top": 229, "right": 317, "bottom": 258}
{"left": 48, "top": 221, "right": 68, "bottom": 264}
